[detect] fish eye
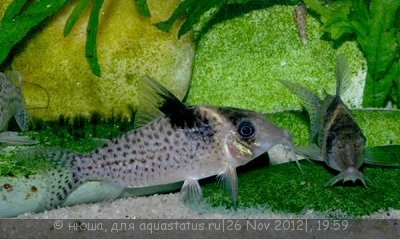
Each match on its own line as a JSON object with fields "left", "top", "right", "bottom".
{"left": 237, "top": 120, "right": 256, "bottom": 139}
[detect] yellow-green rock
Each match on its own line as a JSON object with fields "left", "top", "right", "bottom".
{"left": 8, "top": 0, "right": 195, "bottom": 120}
{"left": 0, "top": 0, "right": 12, "bottom": 17}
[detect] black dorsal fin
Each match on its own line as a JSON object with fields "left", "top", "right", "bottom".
{"left": 138, "top": 76, "right": 199, "bottom": 129}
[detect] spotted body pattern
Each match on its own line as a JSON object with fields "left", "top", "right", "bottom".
{"left": 0, "top": 71, "right": 38, "bottom": 145}
{"left": 294, "top": 2, "right": 308, "bottom": 45}
{"left": 20, "top": 76, "right": 296, "bottom": 212}
{"left": 0, "top": 71, "right": 28, "bottom": 132}
{"left": 279, "top": 55, "right": 368, "bottom": 186}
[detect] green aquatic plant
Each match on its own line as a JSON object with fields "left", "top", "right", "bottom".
{"left": 154, "top": 0, "right": 225, "bottom": 38}
{"left": 304, "top": 0, "right": 400, "bottom": 108}
{"left": 154, "top": 0, "right": 300, "bottom": 38}
{"left": 63, "top": 0, "right": 104, "bottom": 76}
{"left": 0, "top": 0, "right": 69, "bottom": 66}
{"left": 0, "top": 0, "right": 152, "bottom": 76}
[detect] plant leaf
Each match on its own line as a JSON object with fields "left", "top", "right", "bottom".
{"left": 154, "top": 0, "right": 196, "bottom": 32}
{"left": 305, "top": 0, "right": 400, "bottom": 108}
{"left": 63, "top": 0, "right": 91, "bottom": 37}
{"left": 0, "top": 0, "right": 70, "bottom": 66}
{"left": 396, "top": 70, "right": 400, "bottom": 105}
{"left": 178, "top": 0, "right": 224, "bottom": 38}
{"left": 85, "top": 0, "right": 104, "bottom": 77}
{"left": 304, "top": 0, "right": 354, "bottom": 40}
{"left": 135, "top": 0, "right": 151, "bottom": 17}
{"left": 1, "top": 0, "right": 29, "bottom": 22}
{"left": 360, "top": 0, "right": 400, "bottom": 107}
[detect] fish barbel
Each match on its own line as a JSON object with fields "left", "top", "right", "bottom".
{"left": 279, "top": 55, "right": 368, "bottom": 186}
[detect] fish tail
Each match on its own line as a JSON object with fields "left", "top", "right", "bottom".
{"left": 15, "top": 148, "right": 82, "bottom": 212}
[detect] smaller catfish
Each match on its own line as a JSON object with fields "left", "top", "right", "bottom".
{"left": 0, "top": 71, "right": 38, "bottom": 145}
{"left": 294, "top": 2, "right": 308, "bottom": 45}
{"left": 11, "top": 76, "right": 298, "bottom": 214}
{"left": 279, "top": 55, "right": 368, "bottom": 186}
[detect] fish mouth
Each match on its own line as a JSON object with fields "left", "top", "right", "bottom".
{"left": 225, "top": 134, "right": 255, "bottom": 166}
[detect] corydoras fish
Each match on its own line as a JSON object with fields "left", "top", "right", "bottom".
{"left": 279, "top": 55, "right": 368, "bottom": 186}
{"left": 14, "top": 76, "right": 296, "bottom": 214}
{"left": 294, "top": 2, "right": 308, "bottom": 45}
{"left": 0, "top": 71, "right": 37, "bottom": 145}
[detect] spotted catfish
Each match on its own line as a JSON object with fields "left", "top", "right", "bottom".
{"left": 0, "top": 71, "right": 38, "bottom": 145}
{"left": 16, "top": 76, "right": 297, "bottom": 213}
{"left": 279, "top": 55, "right": 368, "bottom": 186}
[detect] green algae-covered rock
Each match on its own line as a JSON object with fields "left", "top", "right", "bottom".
{"left": 6, "top": 0, "right": 194, "bottom": 120}
{"left": 186, "top": 5, "right": 366, "bottom": 112}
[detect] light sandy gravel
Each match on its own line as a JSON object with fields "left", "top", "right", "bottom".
{"left": 16, "top": 192, "right": 400, "bottom": 219}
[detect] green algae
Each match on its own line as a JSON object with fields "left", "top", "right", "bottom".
{"left": 203, "top": 161, "right": 400, "bottom": 218}
{"left": 0, "top": 112, "right": 136, "bottom": 176}
{"left": 186, "top": 5, "right": 366, "bottom": 113}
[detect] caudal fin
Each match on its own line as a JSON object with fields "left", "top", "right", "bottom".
{"left": 14, "top": 148, "right": 81, "bottom": 212}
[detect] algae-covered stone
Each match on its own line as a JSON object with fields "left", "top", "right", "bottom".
{"left": 7, "top": 0, "right": 194, "bottom": 120}
{"left": 186, "top": 5, "right": 366, "bottom": 112}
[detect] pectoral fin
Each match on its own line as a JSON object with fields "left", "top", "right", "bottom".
{"left": 180, "top": 178, "right": 203, "bottom": 206}
{"left": 295, "top": 144, "right": 322, "bottom": 161}
{"left": 217, "top": 165, "right": 238, "bottom": 210}
{"left": 364, "top": 145, "right": 400, "bottom": 167}
{"left": 0, "top": 131, "right": 38, "bottom": 145}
